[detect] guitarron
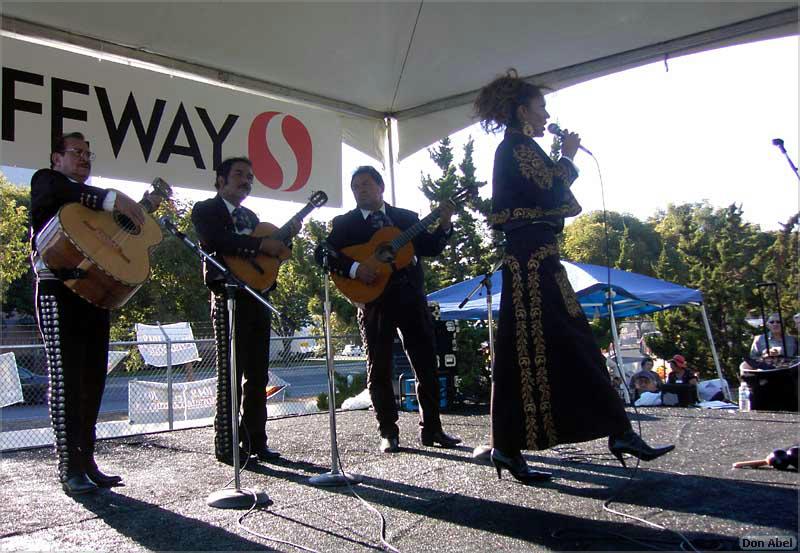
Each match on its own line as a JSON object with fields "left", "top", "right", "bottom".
{"left": 224, "top": 190, "right": 328, "bottom": 291}
{"left": 36, "top": 177, "right": 172, "bottom": 309}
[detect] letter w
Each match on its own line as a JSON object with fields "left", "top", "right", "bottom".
{"left": 95, "top": 87, "right": 166, "bottom": 160}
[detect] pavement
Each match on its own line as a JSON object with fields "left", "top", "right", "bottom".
{"left": 0, "top": 405, "right": 797, "bottom": 552}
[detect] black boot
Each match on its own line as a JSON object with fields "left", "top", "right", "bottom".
{"left": 86, "top": 460, "right": 123, "bottom": 487}
{"left": 608, "top": 431, "right": 675, "bottom": 467}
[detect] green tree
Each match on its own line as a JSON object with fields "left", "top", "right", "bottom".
{"left": 418, "top": 137, "right": 496, "bottom": 399}
{"left": 647, "top": 202, "right": 772, "bottom": 381}
{"left": 758, "top": 212, "right": 800, "bottom": 326}
{"left": 0, "top": 175, "right": 31, "bottom": 307}
{"left": 419, "top": 137, "right": 494, "bottom": 292}
{"left": 562, "top": 210, "right": 661, "bottom": 275}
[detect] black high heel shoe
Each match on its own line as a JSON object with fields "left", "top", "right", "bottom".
{"left": 490, "top": 449, "right": 552, "bottom": 483}
{"left": 608, "top": 431, "right": 675, "bottom": 467}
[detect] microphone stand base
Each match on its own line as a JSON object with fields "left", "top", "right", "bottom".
{"left": 206, "top": 488, "right": 271, "bottom": 509}
{"left": 309, "top": 471, "right": 363, "bottom": 487}
{"left": 472, "top": 444, "right": 492, "bottom": 464}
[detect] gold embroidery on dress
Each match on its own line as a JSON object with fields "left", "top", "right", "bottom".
{"left": 488, "top": 198, "right": 582, "bottom": 227}
{"left": 555, "top": 266, "right": 583, "bottom": 318}
{"left": 505, "top": 254, "right": 538, "bottom": 447}
{"left": 513, "top": 144, "right": 553, "bottom": 190}
{"left": 525, "top": 244, "right": 560, "bottom": 449}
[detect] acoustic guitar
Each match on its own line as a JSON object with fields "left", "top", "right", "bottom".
{"left": 224, "top": 190, "right": 328, "bottom": 291}
{"left": 37, "top": 177, "right": 172, "bottom": 309}
{"left": 332, "top": 187, "right": 474, "bottom": 304}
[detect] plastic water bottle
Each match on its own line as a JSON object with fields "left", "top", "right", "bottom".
{"left": 739, "top": 382, "right": 751, "bottom": 412}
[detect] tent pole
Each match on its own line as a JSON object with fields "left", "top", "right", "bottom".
{"left": 607, "top": 291, "right": 631, "bottom": 404}
{"left": 699, "top": 303, "right": 731, "bottom": 401}
{"left": 385, "top": 116, "right": 397, "bottom": 206}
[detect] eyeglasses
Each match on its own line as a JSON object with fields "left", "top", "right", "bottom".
{"left": 767, "top": 321, "right": 780, "bottom": 325}
{"left": 63, "top": 148, "right": 96, "bottom": 161}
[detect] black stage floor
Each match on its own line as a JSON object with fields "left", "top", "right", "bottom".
{"left": 0, "top": 406, "right": 797, "bottom": 552}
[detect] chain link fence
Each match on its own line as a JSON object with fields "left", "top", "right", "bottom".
{"left": 0, "top": 325, "right": 365, "bottom": 451}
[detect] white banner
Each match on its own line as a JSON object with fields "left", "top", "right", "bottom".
{"left": 0, "top": 37, "right": 343, "bottom": 206}
{"left": 0, "top": 352, "right": 24, "bottom": 408}
{"left": 128, "top": 377, "right": 217, "bottom": 425}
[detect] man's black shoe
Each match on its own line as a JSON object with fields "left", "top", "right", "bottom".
{"left": 420, "top": 429, "right": 462, "bottom": 448}
{"left": 253, "top": 446, "right": 281, "bottom": 461}
{"left": 62, "top": 473, "right": 98, "bottom": 495}
{"left": 216, "top": 451, "right": 252, "bottom": 466}
{"left": 379, "top": 437, "right": 400, "bottom": 453}
{"left": 86, "top": 467, "right": 123, "bottom": 488}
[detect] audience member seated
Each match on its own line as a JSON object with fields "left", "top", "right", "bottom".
{"left": 749, "top": 313, "right": 799, "bottom": 359}
{"left": 633, "top": 375, "right": 659, "bottom": 393}
{"left": 629, "top": 357, "right": 662, "bottom": 389}
{"left": 629, "top": 357, "right": 662, "bottom": 400}
{"left": 666, "top": 354, "right": 698, "bottom": 386}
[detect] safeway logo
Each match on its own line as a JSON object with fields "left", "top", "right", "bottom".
{"left": 248, "top": 111, "right": 313, "bottom": 192}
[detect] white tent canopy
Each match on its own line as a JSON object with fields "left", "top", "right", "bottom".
{"left": 2, "top": 2, "right": 796, "bottom": 166}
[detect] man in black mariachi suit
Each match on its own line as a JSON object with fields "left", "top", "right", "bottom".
{"left": 191, "top": 157, "right": 298, "bottom": 465}
{"left": 30, "top": 132, "right": 156, "bottom": 494}
{"left": 315, "top": 166, "right": 461, "bottom": 453}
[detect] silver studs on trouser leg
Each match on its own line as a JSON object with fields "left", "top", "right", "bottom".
{"left": 212, "top": 294, "right": 233, "bottom": 458}
{"left": 39, "top": 295, "right": 73, "bottom": 483}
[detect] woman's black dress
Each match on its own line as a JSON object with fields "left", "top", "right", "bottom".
{"left": 489, "top": 129, "right": 631, "bottom": 453}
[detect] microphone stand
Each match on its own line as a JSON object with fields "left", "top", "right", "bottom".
{"left": 309, "top": 244, "right": 362, "bottom": 487}
{"left": 160, "top": 218, "right": 274, "bottom": 509}
{"left": 459, "top": 260, "right": 502, "bottom": 462}
{"left": 772, "top": 139, "right": 800, "bottom": 182}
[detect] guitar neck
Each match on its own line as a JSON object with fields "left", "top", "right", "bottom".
{"left": 273, "top": 201, "right": 316, "bottom": 242}
{"left": 388, "top": 208, "right": 442, "bottom": 251}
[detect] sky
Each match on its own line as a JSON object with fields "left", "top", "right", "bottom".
{"left": 3, "top": 36, "right": 798, "bottom": 232}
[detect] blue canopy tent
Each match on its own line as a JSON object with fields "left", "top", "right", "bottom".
{"left": 428, "top": 261, "right": 730, "bottom": 401}
{"left": 428, "top": 261, "right": 703, "bottom": 320}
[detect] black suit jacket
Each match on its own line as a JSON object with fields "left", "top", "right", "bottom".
{"left": 315, "top": 204, "right": 451, "bottom": 297}
{"left": 191, "top": 195, "right": 263, "bottom": 287}
{"left": 30, "top": 169, "right": 110, "bottom": 253}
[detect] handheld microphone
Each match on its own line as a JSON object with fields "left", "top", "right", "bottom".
{"left": 772, "top": 138, "right": 787, "bottom": 153}
{"left": 547, "top": 123, "right": 593, "bottom": 156}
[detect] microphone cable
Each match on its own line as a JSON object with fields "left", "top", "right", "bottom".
{"left": 598, "top": 151, "right": 701, "bottom": 552}
{"left": 225, "top": 414, "right": 401, "bottom": 552}
{"left": 548, "top": 141, "right": 699, "bottom": 553}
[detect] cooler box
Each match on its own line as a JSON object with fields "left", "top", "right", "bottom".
{"left": 399, "top": 375, "right": 449, "bottom": 412}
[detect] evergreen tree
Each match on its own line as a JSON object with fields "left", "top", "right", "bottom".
{"left": 419, "top": 137, "right": 493, "bottom": 291}
{"left": 0, "top": 174, "right": 32, "bottom": 315}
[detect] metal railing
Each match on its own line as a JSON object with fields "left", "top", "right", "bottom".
{"left": 0, "top": 332, "right": 365, "bottom": 451}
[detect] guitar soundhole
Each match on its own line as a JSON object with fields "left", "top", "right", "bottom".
{"left": 375, "top": 243, "right": 396, "bottom": 263}
{"left": 113, "top": 211, "right": 142, "bottom": 235}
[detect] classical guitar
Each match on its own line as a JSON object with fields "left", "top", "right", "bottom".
{"left": 332, "top": 187, "right": 474, "bottom": 304}
{"left": 37, "top": 177, "right": 173, "bottom": 309}
{"left": 224, "top": 190, "right": 328, "bottom": 291}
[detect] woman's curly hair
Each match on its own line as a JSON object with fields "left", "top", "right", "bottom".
{"left": 474, "top": 68, "right": 544, "bottom": 133}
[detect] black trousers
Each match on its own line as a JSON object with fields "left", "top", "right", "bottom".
{"left": 358, "top": 282, "right": 442, "bottom": 439}
{"left": 211, "top": 287, "right": 271, "bottom": 456}
{"left": 36, "top": 279, "right": 110, "bottom": 481}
